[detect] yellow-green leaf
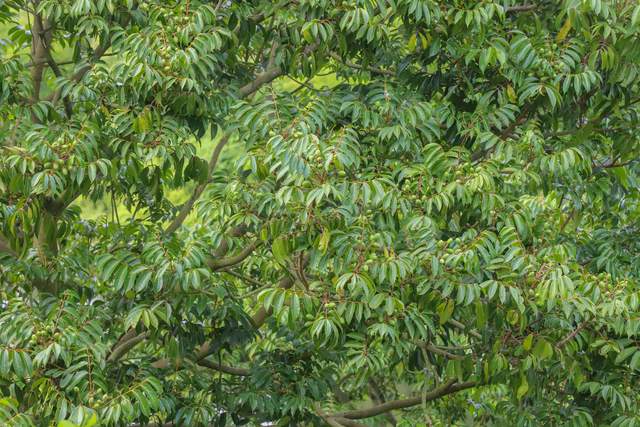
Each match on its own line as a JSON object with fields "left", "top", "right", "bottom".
{"left": 556, "top": 17, "right": 572, "bottom": 42}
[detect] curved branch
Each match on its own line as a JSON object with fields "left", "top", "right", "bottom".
{"left": 107, "top": 332, "right": 149, "bottom": 363}
{"left": 49, "top": 14, "right": 132, "bottom": 105}
{"left": 238, "top": 65, "right": 284, "bottom": 98}
{"left": 447, "top": 319, "right": 483, "bottom": 339}
{"left": 163, "top": 134, "right": 230, "bottom": 235}
{"left": 162, "top": 65, "right": 284, "bottom": 235}
{"left": 251, "top": 275, "right": 294, "bottom": 328}
{"left": 206, "top": 240, "right": 262, "bottom": 271}
{"left": 163, "top": 45, "right": 318, "bottom": 235}
{"left": 556, "top": 321, "right": 588, "bottom": 349}
{"left": 224, "top": 269, "right": 268, "bottom": 290}
{"left": 418, "top": 342, "right": 466, "bottom": 360}
{"left": 331, "top": 380, "right": 477, "bottom": 420}
{"left": 197, "top": 358, "right": 250, "bottom": 376}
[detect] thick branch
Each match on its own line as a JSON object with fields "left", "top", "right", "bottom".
{"left": 315, "top": 404, "right": 359, "bottom": 427}
{"left": 107, "top": 332, "right": 149, "bottom": 363}
{"left": 332, "top": 380, "right": 477, "bottom": 420}
{"left": 44, "top": 50, "right": 73, "bottom": 117}
{"left": 213, "top": 226, "right": 247, "bottom": 257}
{"left": 197, "top": 358, "right": 250, "bottom": 376}
{"left": 251, "top": 254, "right": 309, "bottom": 326}
{"left": 30, "top": 13, "right": 53, "bottom": 121}
{"left": 206, "top": 240, "right": 262, "bottom": 271}
{"left": 506, "top": 4, "right": 536, "bottom": 13}
{"left": 368, "top": 380, "right": 397, "bottom": 425}
{"left": 238, "top": 65, "right": 284, "bottom": 98}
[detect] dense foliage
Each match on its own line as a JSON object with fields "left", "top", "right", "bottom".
{"left": 2, "top": 0, "right": 640, "bottom": 425}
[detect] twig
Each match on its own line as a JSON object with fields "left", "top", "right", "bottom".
{"left": 447, "top": 319, "right": 483, "bottom": 339}
{"left": 163, "top": 134, "right": 230, "bottom": 235}
{"left": 556, "top": 322, "right": 588, "bottom": 349}
{"left": 286, "top": 75, "right": 319, "bottom": 93}
{"left": 329, "top": 51, "right": 395, "bottom": 77}
{"left": 417, "top": 341, "right": 466, "bottom": 360}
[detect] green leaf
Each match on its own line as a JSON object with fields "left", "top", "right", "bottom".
{"left": 517, "top": 376, "right": 529, "bottom": 399}
{"left": 523, "top": 334, "right": 534, "bottom": 351}
{"left": 615, "top": 347, "right": 637, "bottom": 364}
{"left": 271, "top": 236, "right": 290, "bottom": 264}
{"left": 533, "top": 339, "right": 553, "bottom": 360}
{"left": 437, "top": 300, "right": 455, "bottom": 325}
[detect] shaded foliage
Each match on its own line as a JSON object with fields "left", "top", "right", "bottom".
{"left": 2, "top": 0, "right": 640, "bottom": 426}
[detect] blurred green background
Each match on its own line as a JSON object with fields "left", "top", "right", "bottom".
{"left": 1, "top": 16, "right": 338, "bottom": 224}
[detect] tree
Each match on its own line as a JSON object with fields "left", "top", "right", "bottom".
{"left": 2, "top": 0, "right": 640, "bottom": 425}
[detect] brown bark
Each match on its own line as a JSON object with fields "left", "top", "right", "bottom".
{"left": 331, "top": 380, "right": 477, "bottom": 420}
{"left": 30, "top": 9, "right": 53, "bottom": 122}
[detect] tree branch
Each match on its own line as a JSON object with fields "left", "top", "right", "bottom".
{"left": 197, "top": 358, "right": 250, "bottom": 376}
{"left": 44, "top": 50, "right": 73, "bottom": 117}
{"left": 331, "top": 380, "right": 477, "bottom": 420}
{"left": 368, "top": 380, "right": 397, "bottom": 425}
{"left": 29, "top": 12, "right": 52, "bottom": 122}
{"left": 163, "top": 134, "right": 230, "bottom": 235}
{"left": 506, "top": 4, "right": 536, "bottom": 13}
{"left": 238, "top": 65, "right": 284, "bottom": 98}
{"left": 206, "top": 240, "right": 262, "bottom": 271}
{"left": 315, "top": 404, "right": 356, "bottom": 427}
{"left": 151, "top": 340, "right": 248, "bottom": 372}
{"left": 250, "top": 275, "right": 295, "bottom": 328}
{"left": 223, "top": 269, "right": 268, "bottom": 290}
{"left": 107, "top": 332, "right": 149, "bottom": 363}
{"left": 49, "top": 11, "right": 134, "bottom": 106}
{"left": 418, "top": 342, "right": 466, "bottom": 360}
{"left": 164, "top": 45, "right": 320, "bottom": 235}
{"left": 447, "top": 319, "right": 483, "bottom": 339}
{"left": 328, "top": 52, "right": 395, "bottom": 77}
{"left": 556, "top": 321, "right": 588, "bottom": 349}
{"left": 251, "top": 253, "right": 309, "bottom": 327}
